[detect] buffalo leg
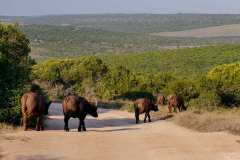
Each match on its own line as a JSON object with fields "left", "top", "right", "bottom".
{"left": 78, "top": 119, "right": 86, "bottom": 132}
{"left": 64, "top": 116, "right": 70, "bottom": 132}
{"left": 78, "top": 119, "right": 82, "bottom": 132}
{"left": 135, "top": 109, "right": 139, "bottom": 124}
{"left": 22, "top": 116, "right": 28, "bottom": 131}
{"left": 36, "top": 116, "right": 41, "bottom": 131}
{"left": 81, "top": 119, "right": 86, "bottom": 131}
{"left": 178, "top": 105, "right": 181, "bottom": 112}
{"left": 36, "top": 116, "right": 44, "bottom": 131}
{"left": 39, "top": 116, "right": 44, "bottom": 131}
{"left": 147, "top": 113, "right": 151, "bottom": 122}
{"left": 78, "top": 119, "right": 81, "bottom": 132}
{"left": 168, "top": 105, "right": 172, "bottom": 113}
{"left": 144, "top": 113, "right": 148, "bottom": 123}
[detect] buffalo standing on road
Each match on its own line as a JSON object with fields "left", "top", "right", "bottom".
{"left": 62, "top": 95, "right": 98, "bottom": 132}
{"left": 134, "top": 98, "right": 158, "bottom": 124}
{"left": 21, "top": 92, "right": 51, "bottom": 131}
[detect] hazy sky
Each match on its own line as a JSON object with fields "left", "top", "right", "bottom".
{"left": 1, "top": 0, "right": 240, "bottom": 16}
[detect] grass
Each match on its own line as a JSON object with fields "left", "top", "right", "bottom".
{"left": 0, "top": 123, "right": 20, "bottom": 131}
{"left": 171, "top": 108, "right": 240, "bottom": 135}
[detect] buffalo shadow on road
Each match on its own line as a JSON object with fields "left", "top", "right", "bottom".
{"left": 45, "top": 117, "right": 137, "bottom": 131}
{"left": 16, "top": 155, "right": 62, "bottom": 160}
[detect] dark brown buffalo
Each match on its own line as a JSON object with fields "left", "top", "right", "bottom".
{"left": 134, "top": 98, "right": 158, "bottom": 124}
{"left": 62, "top": 95, "right": 98, "bottom": 132}
{"left": 167, "top": 94, "right": 186, "bottom": 113}
{"left": 155, "top": 94, "right": 165, "bottom": 106}
{"left": 21, "top": 92, "right": 51, "bottom": 131}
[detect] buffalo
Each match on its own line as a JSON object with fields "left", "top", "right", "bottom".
{"left": 167, "top": 94, "right": 186, "bottom": 113}
{"left": 21, "top": 92, "right": 51, "bottom": 131}
{"left": 134, "top": 98, "right": 158, "bottom": 124}
{"left": 155, "top": 94, "right": 165, "bottom": 106}
{"left": 62, "top": 95, "right": 98, "bottom": 132}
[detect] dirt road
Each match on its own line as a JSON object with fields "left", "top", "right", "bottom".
{"left": 1, "top": 103, "right": 240, "bottom": 160}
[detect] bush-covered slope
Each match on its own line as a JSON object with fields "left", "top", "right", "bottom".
{"left": 100, "top": 45, "right": 240, "bottom": 78}
{"left": 32, "top": 45, "right": 240, "bottom": 108}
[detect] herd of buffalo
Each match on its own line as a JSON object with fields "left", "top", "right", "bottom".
{"left": 20, "top": 91, "right": 186, "bottom": 131}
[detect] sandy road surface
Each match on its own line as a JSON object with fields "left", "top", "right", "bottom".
{"left": 1, "top": 103, "right": 240, "bottom": 160}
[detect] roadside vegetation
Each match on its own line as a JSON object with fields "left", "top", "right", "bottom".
{"left": 32, "top": 49, "right": 240, "bottom": 109}
{"left": 0, "top": 22, "right": 240, "bottom": 135}
{"left": 0, "top": 23, "right": 34, "bottom": 125}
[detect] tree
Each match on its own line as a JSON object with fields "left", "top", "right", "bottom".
{"left": 0, "top": 23, "right": 32, "bottom": 123}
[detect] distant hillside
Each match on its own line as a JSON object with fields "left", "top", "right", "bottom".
{"left": 20, "top": 25, "right": 240, "bottom": 58}
{"left": 2, "top": 14, "right": 240, "bottom": 33}
{"left": 2, "top": 14, "right": 240, "bottom": 58}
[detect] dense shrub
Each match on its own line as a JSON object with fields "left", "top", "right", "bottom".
{"left": 31, "top": 53, "right": 240, "bottom": 110}
{"left": 33, "top": 57, "right": 108, "bottom": 98}
{"left": 164, "top": 80, "right": 199, "bottom": 102}
{"left": 0, "top": 23, "right": 32, "bottom": 124}
{"left": 97, "top": 66, "right": 136, "bottom": 98}
{"left": 207, "top": 62, "right": 240, "bottom": 106}
{"left": 188, "top": 91, "right": 221, "bottom": 111}
{"left": 32, "top": 57, "right": 175, "bottom": 100}
{"left": 33, "top": 57, "right": 108, "bottom": 82}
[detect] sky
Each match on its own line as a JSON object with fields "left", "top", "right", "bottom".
{"left": 0, "top": 0, "right": 240, "bottom": 16}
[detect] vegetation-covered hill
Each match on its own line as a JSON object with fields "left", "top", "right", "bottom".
{"left": 19, "top": 25, "right": 240, "bottom": 58}
{"left": 100, "top": 45, "right": 240, "bottom": 78}
{"left": 2, "top": 14, "right": 240, "bottom": 58}
{"left": 21, "top": 25, "right": 215, "bottom": 58}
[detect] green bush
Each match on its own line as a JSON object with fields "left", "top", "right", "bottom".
{"left": 207, "top": 62, "right": 240, "bottom": 106}
{"left": 164, "top": 79, "right": 199, "bottom": 102}
{"left": 0, "top": 106, "right": 21, "bottom": 124}
{"left": 33, "top": 57, "right": 108, "bottom": 82}
{"left": 97, "top": 66, "right": 135, "bottom": 98}
{"left": 32, "top": 57, "right": 175, "bottom": 100}
{"left": 188, "top": 91, "right": 221, "bottom": 111}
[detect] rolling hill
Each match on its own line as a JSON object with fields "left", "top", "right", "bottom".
{"left": 2, "top": 14, "right": 240, "bottom": 58}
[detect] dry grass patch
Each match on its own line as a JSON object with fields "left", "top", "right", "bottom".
{"left": 0, "top": 123, "right": 21, "bottom": 132}
{"left": 172, "top": 109, "right": 240, "bottom": 135}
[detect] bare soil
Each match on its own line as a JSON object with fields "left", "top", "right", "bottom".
{"left": 1, "top": 103, "right": 240, "bottom": 160}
